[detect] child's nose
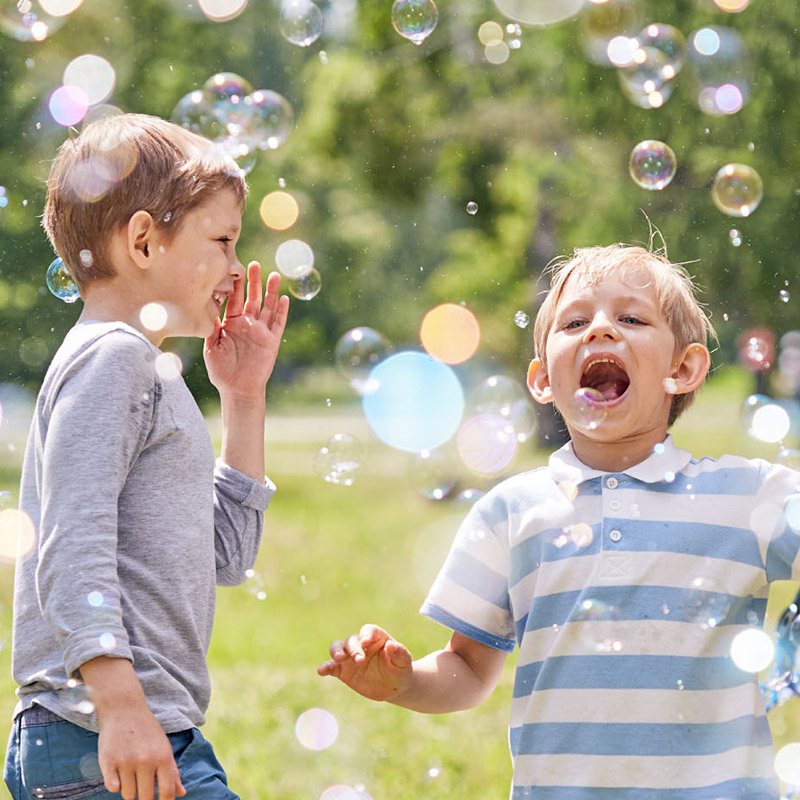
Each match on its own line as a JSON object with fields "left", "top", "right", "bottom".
{"left": 583, "top": 313, "right": 619, "bottom": 342}
{"left": 230, "top": 257, "right": 244, "bottom": 280}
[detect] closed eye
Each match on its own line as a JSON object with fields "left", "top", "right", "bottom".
{"left": 218, "top": 237, "right": 232, "bottom": 244}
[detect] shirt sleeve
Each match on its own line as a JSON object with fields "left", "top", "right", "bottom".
{"left": 755, "top": 460, "right": 800, "bottom": 583}
{"left": 37, "top": 332, "right": 156, "bottom": 677}
{"left": 420, "top": 496, "right": 516, "bottom": 652}
{"left": 212, "top": 460, "right": 275, "bottom": 587}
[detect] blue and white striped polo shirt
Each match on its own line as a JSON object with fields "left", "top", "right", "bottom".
{"left": 421, "top": 436, "right": 800, "bottom": 800}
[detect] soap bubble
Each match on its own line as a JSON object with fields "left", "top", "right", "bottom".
{"left": 636, "top": 23, "right": 686, "bottom": 80}
{"left": 514, "top": 310, "right": 530, "bottom": 328}
{"left": 478, "top": 20, "right": 503, "bottom": 45}
{"left": 286, "top": 268, "right": 321, "bottom": 301}
{"left": 457, "top": 413, "right": 517, "bottom": 476}
{"left": 63, "top": 54, "right": 115, "bottom": 106}
{"left": 473, "top": 375, "right": 535, "bottom": 443}
{"left": 335, "top": 327, "right": 393, "bottom": 395}
{"left": 362, "top": 351, "right": 464, "bottom": 453}
{"left": 295, "top": 708, "right": 338, "bottom": 751}
{"left": 738, "top": 329, "right": 774, "bottom": 371}
{"left": 154, "top": 353, "right": 183, "bottom": 381}
{"left": 628, "top": 140, "right": 677, "bottom": 191}
{"left": 571, "top": 599, "right": 623, "bottom": 653}
{"left": 197, "top": 0, "right": 248, "bottom": 22}
{"left": 485, "top": 40, "right": 510, "bottom": 65}
{"left": 419, "top": 304, "right": 480, "bottom": 365}
{"left": 279, "top": 0, "right": 323, "bottom": 47}
{"left": 573, "top": 387, "right": 607, "bottom": 431}
{"left": 243, "top": 568, "right": 266, "bottom": 600}
{"left": 246, "top": 89, "right": 293, "bottom": 150}
{"left": 780, "top": 289, "right": 791, "bottom": 304}
{"left": 688, "top": 26, "right": 750, "bottom": 115}
{"left": 711, "top": 163, "right": 763, "bottom": 217}
{"left": 203, "top": 72, "right": 253, "bottom": 137}
{"left": 492, "top": 0, "right": 583, "bottom": 27}
{"left": 46, "top": 257, "right": 80, "bottom": 303}
{"left": 0, "top": 0, "right": 79, "bottom": 42}
{"left": 313, "top": 433, "right": 362, "bottom": 486}
{"left": 728, "top": 228, "right": 742, "bottom": 247}
{"left": 391, "top": 0, "right": 438, "bottom": 45}
{"left": 49, "top": 85, "right": 89, "bottom": 127}
{"left": 466, "top": 201, "right": 478, "bottom": 215}
{"left": 713, "top": 0, "right": 749, "bottom": 9}
{"left": 730, "top": 629, "right": 774, "bottom": 673}
{"left": 618, "top": 47, "right": 674, "bottom": 109}
{"left": 410, "top": 449, "right": 456, "bottom": 500}
{"left": 680, "top": 577, "right": 731, "bottom": 628}
{"left": 259, "top": 191, "right": 299, "bottom": 231}
{"left": 172, "top": 90, "right": 225, "bottom": 140}
{"left": 275, "top": 239, "right": 314, "bottom": 279}
{"left": 579, "top": 0, "right": 641, "bottom": 66}
{"left": 140, "top": 302, "right": 168, "bottom": 332}
{"left": 320, "top": 786, "right": 362, "bottom": 800}
{"left": 744, "top": 398, "right": 790, "bottom": 444}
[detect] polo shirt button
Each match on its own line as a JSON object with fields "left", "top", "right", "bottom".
{"left": 609, "top": 529, "right": 622, "bottom": 542}
{"left": 610, "top": 500, "right": 621, "bottom": 511}
{"left": 606, "top": 477, "right": 619, "bottom": 489}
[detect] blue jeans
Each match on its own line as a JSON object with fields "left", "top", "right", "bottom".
{"left": 4, "top": 706, "right": 240, "bottom": 799}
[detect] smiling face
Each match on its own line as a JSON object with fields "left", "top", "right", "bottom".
{"left": 530, "top": 267, "right": 687, "bottom": 454}
{"left": 146, "top": 187, "right": 244, "bottom": 341}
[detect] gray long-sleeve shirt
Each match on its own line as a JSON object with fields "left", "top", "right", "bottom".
{"left": 11, "top": 321, "right": 274, "bottom": 733}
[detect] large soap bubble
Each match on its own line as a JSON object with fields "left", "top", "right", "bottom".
{"left": 246, "top": 90, "right": 294, "bottom": 150}
{"left": 711, "top": 163, "right": 763, "bottom": 217}
{"left": 362, "top": 351, "right": 464, "bottom": 453}
{"left": 279, "top": 0, "right": 323, "bottom": 47}
{"left": 492, "top": 0, "right": 583, "bottom": 27}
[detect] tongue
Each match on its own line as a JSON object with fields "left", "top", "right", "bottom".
{"left": 595, "top": 380, "right": 626, "bottom": 401}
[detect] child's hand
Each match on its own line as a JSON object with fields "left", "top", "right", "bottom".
{"left": 317, "top": 624, "right": 413, "bottom": 702}
{"left": 204, "top": 263, "right": 289, "bottom": 402}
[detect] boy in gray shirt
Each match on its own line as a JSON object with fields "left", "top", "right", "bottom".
{"left": 4, "top": 113, "right": 289, "bottom": 800}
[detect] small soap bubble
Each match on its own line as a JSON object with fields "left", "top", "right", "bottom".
{"left": 514, "top": 310, "right": 530, "bottom": 329}
{"left": 568, "top": 522, "right": 594, "bottom": 548}
{"left": 573, "top": 387, "right": 607, "bottom": 431}
{"left": 63, "top": 681, "right": 94, "bottom": 715}
{"left": 286, "top": 268, "right": 321, "bottom": 301}
{"left": 457, "top": 413, "right": 517, "bottom": 476}
{"left": 313, "top": 433, "right": 362, "bottom": 486}
{"left": 466, "top": 201, "right": 478, "bottom": 215}
{"left": 474, "top": 374, "right": 535, "bottom": 443}
{"left": 653, "top": 442, "right": 666, "bottom": 455}
{"left": 0, "top": 186, "right": 8, "bottom": 209}
{"left": 739, "top": 331, "right": 773, "bottom": 372}
{"left": 780, "top": 290, "right": 790, "bottom": 303}
{"left": 278, "top": 177, "right": 286, "bottom": 188}
{"left": 172, "top": 90, "right": 225, "bottom": 141}
{"left": 391, "top": 0, "right": 438, "bottom": 45}
{"left": 628, "top": 140, "right": 677, "bottom": 191}
{"left": 334, "top": 327, "right": 393, "bottom": 395}
{"left": 477, "top": 20, "right": 503, "bottom": 45}
{"left": 247, "top": 89, "right": 294, "bottom": 150}
{"left": 295, "top": 707, "right": 338, "bottom": 751}
{"left": 46, "top": 257, "right": 80, "bottom": 303}
{"left": 279, "top": 0, "right": 323, "bottom": 47}
{"left": 729, "top": 228, "right": 742, "bottom": 247}
{"left": 485, "top": 40, "right": 510, "bottom": 65}
{"left": 493, "top": 0, "right": 583, "bottom": 26}
{"left": 410, "top": 448, "right": 456, "bottom": 500}
{"left": 275, "top": 239, "right": 314, "bottom": 279}
{"left": 711, "top": 163, "right": 763, "bottom": 217}
{"left": 259, "top": 191, "right": 299, "bottom": 231}
{"left": 319, "top": 50, "right": 328, "bottom": 64}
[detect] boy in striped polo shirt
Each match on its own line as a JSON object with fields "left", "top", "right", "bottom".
{"left": 318, "top": 243, "right": 800, "bottom": 799}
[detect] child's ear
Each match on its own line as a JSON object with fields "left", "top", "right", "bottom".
{"left": 127, "top": 210, "right": 156, "bottom": 270}
{"left": 527, "top": 358, "right": 554, "bottom": 405}
{"left": 670, "top": 343, "right": 711, "bottom": 395}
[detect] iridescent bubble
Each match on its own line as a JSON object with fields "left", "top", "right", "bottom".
{"left": 295, "top": 708, "right": 338, "bottom": 751}
{"left": 688, "top": 26, "right": 750, "bottom": 115}
{"left": 203, "top": 72, "right": 254, "bottom": 138}
{"left": 636, "top": 23, "right": 686, "bottom": 80}
{"left": 391, "top": 0, "right": 438, "bottom": 45}
{"left": 580, "top": 0, "right": 641, "bottom": 66}
{"left": 279, "top": 0, "right": 323, "bottom": 47}
{"left": 410, "top": 449, "right": 456, "bottom": 500}
{"left": 466, "top": 201, "right": 478, "bottom": 215}
{"left": 172, "top": 90, "right": 225, "bottom": 140}
{"left": 62, "top": 680, "right": 94, "bottom": 714}
{"left": 514, "top": 310, "right": 530, "bottom": 328}
{"left": 628, "top": 140, "right": 676, "bottom": 191}
{"left": 334, "top": 327, "right": 393, "bottom": 395}
{"left": 286, "top": 268, "right": 321, "bottom": 301}
{"left": 728, "top": 228, "right": 742, "bottom": 247}
{"left": 313, "top": 433, "right": 362, "bottom": 486}
{"left": 49, "top": 85, "right": 89, "bottom": 127}
{"left": 711, "top": 163, "right": 763, "bottom": 217}
{"left": 573, "top": 387, "right": 607, "bottom": 431}
{"left": 362, "top": 351, "right": 464, "bottom": 453}
{"left": 619, "top": 48, "right": 675, "bottom": 109}
{"left": 473, "top": 375, "right": 535, "bottom": 443}
{"left": 492, "top": 0, "right": 583, "bottom": 27}
{"left": 780, "top": 289, "right": 791, "bottom": 304}
{"left": 63, "top": 54, "right": 115, "bottom": 106}
{"left": 419, "top": 304, "right": 480, "bottom": 365}
{"left": 571, "top": 599, "right": 623, "bottom": 653}
{"left": 246, "top": 89, "right": 294, "bottom": 150}
{"left": 46, "top": 257, "right": 80, "bottom": 303}
{"left": 275, "top": 239, "right": 314, "bottom": 279}
{"left": 457, "top": 413, "right": 517, "bottom": 476}
{"left": 259, "top": 191, "right": 299, "bottom": 231}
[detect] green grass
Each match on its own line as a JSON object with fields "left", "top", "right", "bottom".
{"left": 0, "top": 364, "right": 797, "bottom": 799}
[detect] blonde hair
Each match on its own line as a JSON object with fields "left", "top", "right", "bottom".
{"left": 533, "top": 243, "right": 716, "bottom": 426}
{"left": 43, "top": 113, "right": 247, "bottom": 292}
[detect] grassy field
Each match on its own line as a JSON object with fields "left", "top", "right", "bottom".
{"left": 0, "top": 364, "right": 797, "bottom": 799}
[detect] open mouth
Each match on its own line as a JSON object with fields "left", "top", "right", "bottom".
{"left": 580, "top": 358, "right": 630, "bottom": 402}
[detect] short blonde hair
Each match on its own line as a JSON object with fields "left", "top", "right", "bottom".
{"left": 43, "top": 113, "right": 247, "bottom": 292}
{"left": 533, "top": 243, "right": 716, "bottom": 426}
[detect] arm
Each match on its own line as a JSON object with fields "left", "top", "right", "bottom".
{"left": 80, "top": 657, "right": 185, "bottom": 800}
{"left": 204, "top": 263, "right": 289, "bottom": 480}
{"left": 318, "top": 625, "right": 507, "bottom": 714}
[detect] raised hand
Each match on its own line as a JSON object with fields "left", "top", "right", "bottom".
{"left": 204, "top": 262, "right": 289, "bottom": 402}
{"left": 317, "top": 624, "right": 414, "bottom": 702}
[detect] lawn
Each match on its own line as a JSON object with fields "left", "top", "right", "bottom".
{"left": 0, "top": 364, "right": 797, "bottom": 799}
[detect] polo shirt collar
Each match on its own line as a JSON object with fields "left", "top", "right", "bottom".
{"left": 548, "top": 435, "right": 692, "bottom": 486}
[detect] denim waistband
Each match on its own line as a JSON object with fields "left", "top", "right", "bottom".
{"left": 19, "top": 706, "right": 66, "bottom": 727}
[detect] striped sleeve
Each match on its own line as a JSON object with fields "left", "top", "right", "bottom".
{"left": 421, "top": 496, "right": 516, "bottom": 652}
{"left": 755, "top": 460, "right": 800, "bottom": 582}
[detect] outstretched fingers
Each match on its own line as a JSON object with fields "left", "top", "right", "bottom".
{"left": 242, "top": 261, "right": 263, "bottom": 318}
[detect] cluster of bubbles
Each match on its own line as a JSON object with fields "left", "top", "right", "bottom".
{"left": 0, "top": 0, "right": 84, "bottom": 43}
{"left": 391, "top": 0, "right": 438, "bottom": 45}
{"left": 172, "top": 72, "right": 294, "bottom": 173}
{"left": 477, "top": 19, "right": 523, "bottom": 65}
{"left": 273, "top": 237, "right": 321, "bottom": 300}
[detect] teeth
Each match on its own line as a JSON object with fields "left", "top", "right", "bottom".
{"left": 585, "top": 358, "right": 618, "bottom": 369}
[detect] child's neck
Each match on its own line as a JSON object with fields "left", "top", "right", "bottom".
{"left": 569, "top": 428, "right": 670, "bottom": 473}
